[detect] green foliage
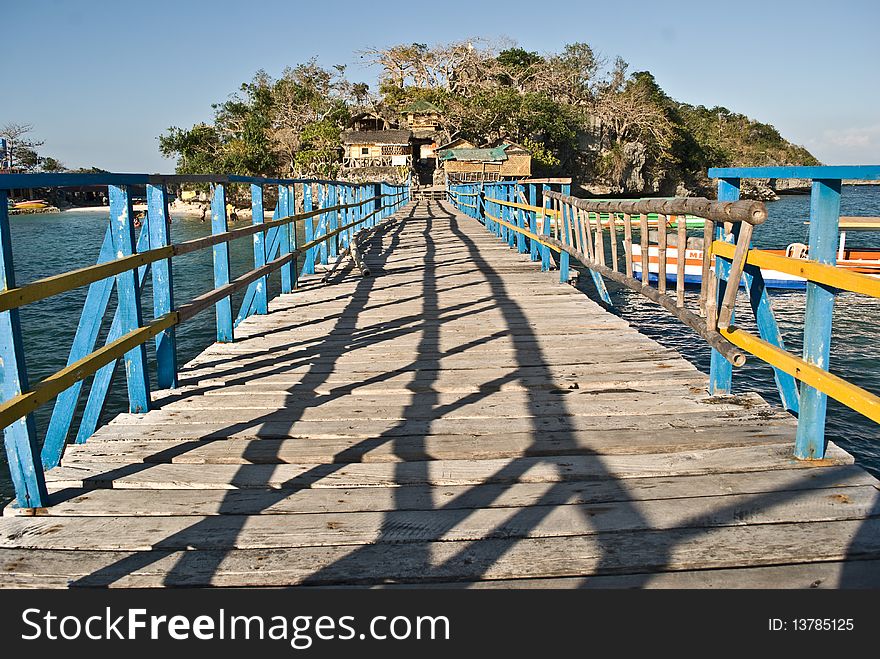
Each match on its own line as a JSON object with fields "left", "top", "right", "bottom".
{"left": 40, "top": 157, "right": 65, "bottom": 172}
{"left": 294, "top": 119, "right": 343, "bottom": 177}
{"left": 521, "top": 137, "right": 559, "bottom": 168}
{"left": 498, "top": 48, "right": 542, "bottom": 69}
{"left": 159, "top": 123, "right": 221, "bottom": 175}
{"left": 157, "top": 42, "right": 819, "bottom": 192}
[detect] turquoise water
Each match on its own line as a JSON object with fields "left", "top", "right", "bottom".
{"left": 1, "top": 187, "right": 879, "bottom": 505}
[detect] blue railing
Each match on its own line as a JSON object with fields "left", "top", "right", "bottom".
{"left": 706, "top": 165, "right": 880, "bottom": 459}
{"left": 0, "top": 172, "right": 409, "bottom": 509}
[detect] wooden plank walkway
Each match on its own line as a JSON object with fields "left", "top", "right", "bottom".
{"left": 2, "top": 200, "right": 879, "bottom": 588}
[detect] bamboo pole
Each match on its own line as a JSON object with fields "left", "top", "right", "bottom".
{"left": 623, "top": 213, "right": 634, "bottom": 278}
{"left": 639, "top": 213, "right": 649, "bottom": 287}
{"left": 593, "top": 212, "right": 606, "bottom": 267}
{"left": 676, "top": 214, "right": 687, "bottom": 308}
{"left": 608, "top": 212, "right": 619, "bottom": 272}
{"left": 717, "top": 222, "right": 754, "bottom": 330}
{"left": 698, "top": 220, "right": 716, "bottom": 317}
{"left": 658, "top": 215, "right": 668, "bottom": 295}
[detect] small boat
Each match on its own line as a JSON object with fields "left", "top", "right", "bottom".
{"left": 13, "top": 200, "right": 49, "bottom": 210}
{"left": 632, "top": 217, "right": 880, "bottom": 290}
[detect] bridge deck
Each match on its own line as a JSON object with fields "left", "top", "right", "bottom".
{"left": 2, "top": 201, "right": 879, "bottom": 588}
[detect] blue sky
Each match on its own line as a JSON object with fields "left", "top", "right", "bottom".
{"left": 3, "top": 0, "right": 878, "bottom": 171}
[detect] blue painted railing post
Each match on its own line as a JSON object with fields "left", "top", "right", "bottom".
{"left": 0, "top": 189, "right": 49, "bottom": 509}
{"left": 43, "top": 225, "right": 130, "bottom": 464}
{"left": 339, "top": 186, "right": 348, "bottom": 250}
{"left": 251, "top": 183, "right": 269, "bottom": 315}
{"left": 374, "top": 183, "right": 381, "bottom": 224}
{"left": 329, "top": 185, "right": 339, "bottom": 259}
{"left": 288, "top": 185, "right": 298, "bottom": 289}
{"left": 529, "top": 184, "right": 539, "bottom": 261}
{"left": 108, "top": 185, "right": 151, "bottom": 411}
{"left": 302, "top": 182, "right": 315, "bottom": 275}
{"left": 210, "top": 184, "right": 234, "bottom": 342}
{"left": 516, "top": 183, "right": 527, "bottom": 254}
{"left": 795, "top": 178, "right": 842, "bottom": 460}
{"left": 278, "top": 185, "right": 293, "bottom": 293}
{"left": 559, "top": 201, "right": 571, "bottom": 283}
{"left": 742, "top": 266, "right": 800, "bottom": 413}
{"left": 317, "top": 183, "right": 328, "bottom": 265}
{"left": 709, "top": 177, "right": 740, "bottom": 395}
{"left": 507, "top": 186, "right": 516, "bottom": 248}
{"left": 146, "top": 184, "right": 177, "bottom": 389}
{"left": 541, "top": 184, "right": 551, "bottom": 272}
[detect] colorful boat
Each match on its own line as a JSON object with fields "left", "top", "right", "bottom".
{"left": 13, "top": 200, "right": 49, "bottom": 210}
{"left": 632, "top": 217, "right": 880, "bottom": 290}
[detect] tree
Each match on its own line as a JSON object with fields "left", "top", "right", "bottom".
{"left": 40, "top": 156, "right": 65, "bottom": 172}
{"left": 1, "top": 123, "right": 44, "bottom": 170}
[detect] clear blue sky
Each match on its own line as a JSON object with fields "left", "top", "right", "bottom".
{"left": 3, "top": 0, "right": 878, "bottom": 171}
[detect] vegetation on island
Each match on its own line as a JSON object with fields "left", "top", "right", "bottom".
{"left": 157, "top": 39, "right": 819, "bottom": 196}
{"left": 0, "top": 123, "right": 66, "bottom": 173}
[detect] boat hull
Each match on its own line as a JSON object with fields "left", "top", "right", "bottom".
{"left": 631, "top": 245, "right": 880, "bottom": 291}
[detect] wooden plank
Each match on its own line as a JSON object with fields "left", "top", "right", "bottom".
{"left": 3, "top": 485, "right": 877, "bottom": 551}
{"left": 60, "top": 426, "right": 796, "bottom": 464}
{"left": 15, "top": 465, "right": 874, "bottom": 517}
{"left": 42, "top": 444, "right": 852, "bottom": 490}
{"left": 3, "top": 519, "right": 880, "bottom": 587}
{"left": 350, "top": 560, "right": 880, "bottom": 589}
{"left": 92, "top": 408, "right": 795, "bottom": 441}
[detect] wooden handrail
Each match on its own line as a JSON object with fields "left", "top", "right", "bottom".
{"left": 543, "top": 190, "right": 767, "bottom": 225}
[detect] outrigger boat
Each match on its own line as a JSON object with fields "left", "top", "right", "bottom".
{"left": 632, "top": 216, "right": 880, "bottom": 290}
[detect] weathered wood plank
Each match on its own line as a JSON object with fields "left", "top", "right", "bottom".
{"left": 42, "top": 444, "right": 853, "bottom": 490}
{"left": 60, "top": 426, "right": 796, "bottom": 464}
{"left": 3, "top": 519, "right": 880, "bottom": 587}
{"left": 91, "top": 409, "right": 795, "bottom": 441}
{"left": 3, "top": 486, "right": 877, "bottom": 551}
{"left": 12, "top": 465, "right": 872, "bottom": 517}
{"left": 343, "top": 560, "right": 880, "bottom": 589}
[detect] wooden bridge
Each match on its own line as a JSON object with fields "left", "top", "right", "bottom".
{"left": 1, "top": 169, "right": 879, "bottom": 588}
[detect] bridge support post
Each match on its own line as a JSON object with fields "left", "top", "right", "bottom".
{"left": 329, "top": 185, "right": 339, "bottom": 259}
{"left": 317, "top": 184, "right": 328, "bottom": 265}
{"left": 709, "top": 177, "right": 739, "bottom": 394}
{"left": 507, "top": 186, "right": 516, "bottom": 249}
{"left": 303, "top": 183, "right": 315, "bottom": 275}
{"left": 529, "top": 184, "right": 539, "bottom": 261}
{"left": 795, "top": 178, "right": 841, "bottom": 460}
{"left": 250, "top": 184, "right": 269, "bottom": 315}
{"left": 541, "top": 184, "right": 552, "bottom": 272}
{"left": 278, "top": 184, "right": 293, "bottom": 293}
{"left": 0, "top": 190, "right": 49, "bottom": 509}
{"left": 516, "top": 183, "right": 527, "bottom": 254}
{"left": 289, "top": 185, "right": 298, "bottom": 288}
{"left": 559, "top": 200, "right": 571, "bottom": 283}
{"left": 109, "top": 185, "right": 152, "bottom": 408}
{"left": 742, "top": 265, "right": 799, "bottom": 413}
{"left": 147, "top": 184, "right": 178, "bottom": 388}
{"left": 211, "top": 183, "right": 234, "bottom": 342}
